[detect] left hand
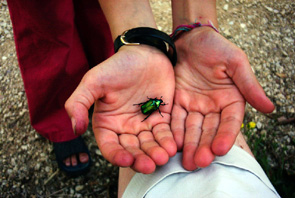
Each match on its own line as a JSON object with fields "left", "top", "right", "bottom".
{"left": 65, "top": 45, "right": 177, "bottom": 174}
{"left": 171, "top": 27, "right": 274, "bottom": 170}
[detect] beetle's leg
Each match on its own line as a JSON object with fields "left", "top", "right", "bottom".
{"left": 158, "top": 109, "right": 164, "bottom": 117}
{"left": 133, "top": 102, "right": 145, "bottom": 106}
{"left": 141, "top": 113, "right": 152, "bottom": 122}
{"left": 161, "top": 102, "right": 168, "bottom": 106}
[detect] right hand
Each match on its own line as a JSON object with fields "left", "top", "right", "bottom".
{"left": 171, "top": 27, "right": 274, "bottom": 170}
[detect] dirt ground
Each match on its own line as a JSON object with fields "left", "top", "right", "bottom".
{"left": 0, "top": 0, "right": 294, "bottom": 197}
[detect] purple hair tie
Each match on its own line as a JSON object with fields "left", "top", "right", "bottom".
{"left": 170, "top": 20, "right": 219, "bottom": 40}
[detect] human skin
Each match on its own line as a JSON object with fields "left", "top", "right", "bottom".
{"left": 65, "top": 0, "right": 178, "bottom": 174}
{"left": 65, "top": 0, "right": 274, "bottom": 173}
{"left": 66, "top": 44, "right": 177, "bottom": 174}
{"left": 64, "top": 0, "right": 160, "bottom": 169}
{"left": 171, "top": 0, "right": 274, "bottom": 170}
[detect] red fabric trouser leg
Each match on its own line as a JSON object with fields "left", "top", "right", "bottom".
{"left": 7, "top": 0, "right": 113, "bottom": 142}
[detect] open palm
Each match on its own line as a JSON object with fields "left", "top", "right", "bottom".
{"left": 66, "top": 45, "right": 176, "bottom": 174}
{"left": 171, "top": 27, "right": 274, "bottom": 170}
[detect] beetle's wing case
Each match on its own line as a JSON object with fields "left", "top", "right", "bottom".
{"left": 141, "top": 100, "right": 156, "bottom": 115}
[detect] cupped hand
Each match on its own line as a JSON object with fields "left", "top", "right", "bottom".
{"left": 171, "top": 27, "right": 274, "bottom": 170}
{"left": 65, "top": 45, "right": 177, "bottom": 174}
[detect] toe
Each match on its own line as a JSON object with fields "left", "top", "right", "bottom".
{"left": 64, "top": 157, "right": 71, "bottom": 167}
{"left": 71, "top": 154, "right": 78, "bottom": 166}
{"left": 79, "top": 153, "right": 89, "bottom": 164}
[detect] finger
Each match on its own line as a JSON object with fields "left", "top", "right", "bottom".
{"left": 119, "top": 134, "right": 156, "bottom": 174}
{"left": 65, "top": 70, "right": 104, "bottom": 135}
{"left": 94, "top": 128, "right": 134, "bottom": 167}
{"left": 153, "top": 123, "right": 177, "bottom": 157}
{"left": 212, "top": 101, "right": 245, "bottom": 156}
{"left": 182, "top": 112, "right": 203, "bottom": 170}
{"left": 138, "top": 131, "right": 169, "bottom": 166}
{"left": 227, "top": 52, "right": 274, "bottom": 113}
{"left": 194, "top": 113, "right": 220, "bottom": 168}
{"left": 171, "top": 105, "right": 187, "bottom": 150}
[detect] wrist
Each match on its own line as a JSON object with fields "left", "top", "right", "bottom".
{"left": 98, "top": 0, "right": 157, "bottom": 40}
{"left": 171, "top": 0, "right": 218, "bottom": 29}
{"left": 114, "top": 27, "right": 177, "bottom": 66}
{"left": 170, "top": 21, "right": 219, "bottom": 41}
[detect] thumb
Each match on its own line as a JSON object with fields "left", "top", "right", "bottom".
{"left": 228, "top": 51, "right": 275, "bottom": 113}
{"left": 65, "top": 71, "right": 104, "bottom": 135}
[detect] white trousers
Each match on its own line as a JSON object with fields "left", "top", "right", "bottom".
{"left": 123, "top": 146, "right": 280, "bottom": 198}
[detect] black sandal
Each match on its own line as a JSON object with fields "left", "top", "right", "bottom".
{"left": 53, "top": 136, "right": 91, "bottom": 176}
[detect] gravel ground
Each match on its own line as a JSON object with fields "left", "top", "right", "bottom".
{"left": 1, "top": 0, "right": 294, "bottom": 197}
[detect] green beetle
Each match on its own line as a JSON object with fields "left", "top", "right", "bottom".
{"left": 133, "top": 96, "right": 168, "bottom": 122}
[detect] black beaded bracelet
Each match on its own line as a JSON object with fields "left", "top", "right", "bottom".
{"left": 114, "top": 27, "right": 177, "bottom": 66}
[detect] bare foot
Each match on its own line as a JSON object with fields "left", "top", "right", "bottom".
{"left": 63, "top": 152, "right": 89, "bottom": 166}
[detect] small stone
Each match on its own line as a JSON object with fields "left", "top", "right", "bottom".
{"left": 21, "top": 145, "right": 28, "bottom": 150}
{"left": 284, "top": 37, "right": 294, "bottom": 43}
{"left": 277, "top": 93, "right": 286, "bottom": 100}
{"left": 2, "top": 56, "right": 7, "bottom": 61}
{"left": 276, "top": 73, "right": 287, "bottom": 78}
{"left": 281, "top": 49, "right": 288, "bottom": 57}
{"left": 262, "top": 18, "right": 268, "bottom": 24}
{"left": 7, "top": 169, "right": 12, "bottom": 175}
{"left": 70, "top": 188, "right": 75, "bottom": 195}
{"left": 284, "top": 136, "right": 291, "bottom": 144}
{"left": 223, "top": 29, "right": 231, "bottom": 36}
{"left": 75, "top": 185, "right": 84, "bottom": 192}
{"left": 95, "top": 149, "right": 102, "bottom": 156}
{"left": 45, "top": 166, "right": 50, "bottom": 173}
{"left": 256, "top": 122, "right": 262, "bottom": 129}
{"left": 35, "top": 163, "right": 41, "bottom": 171}
{"left": 11, "top": 158, "right": 16, "bottom": 166}
{"left": 223, "top": 4, "right": 229, "bottom": 11}
{"left": 240, "top": 23, "right": 246, "bottom": 28}
{"left": 19, "top": 109, "right": 27, "bottom": 116}
{"left": 264, "top": 5, "right": 279, "bottom": 13}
